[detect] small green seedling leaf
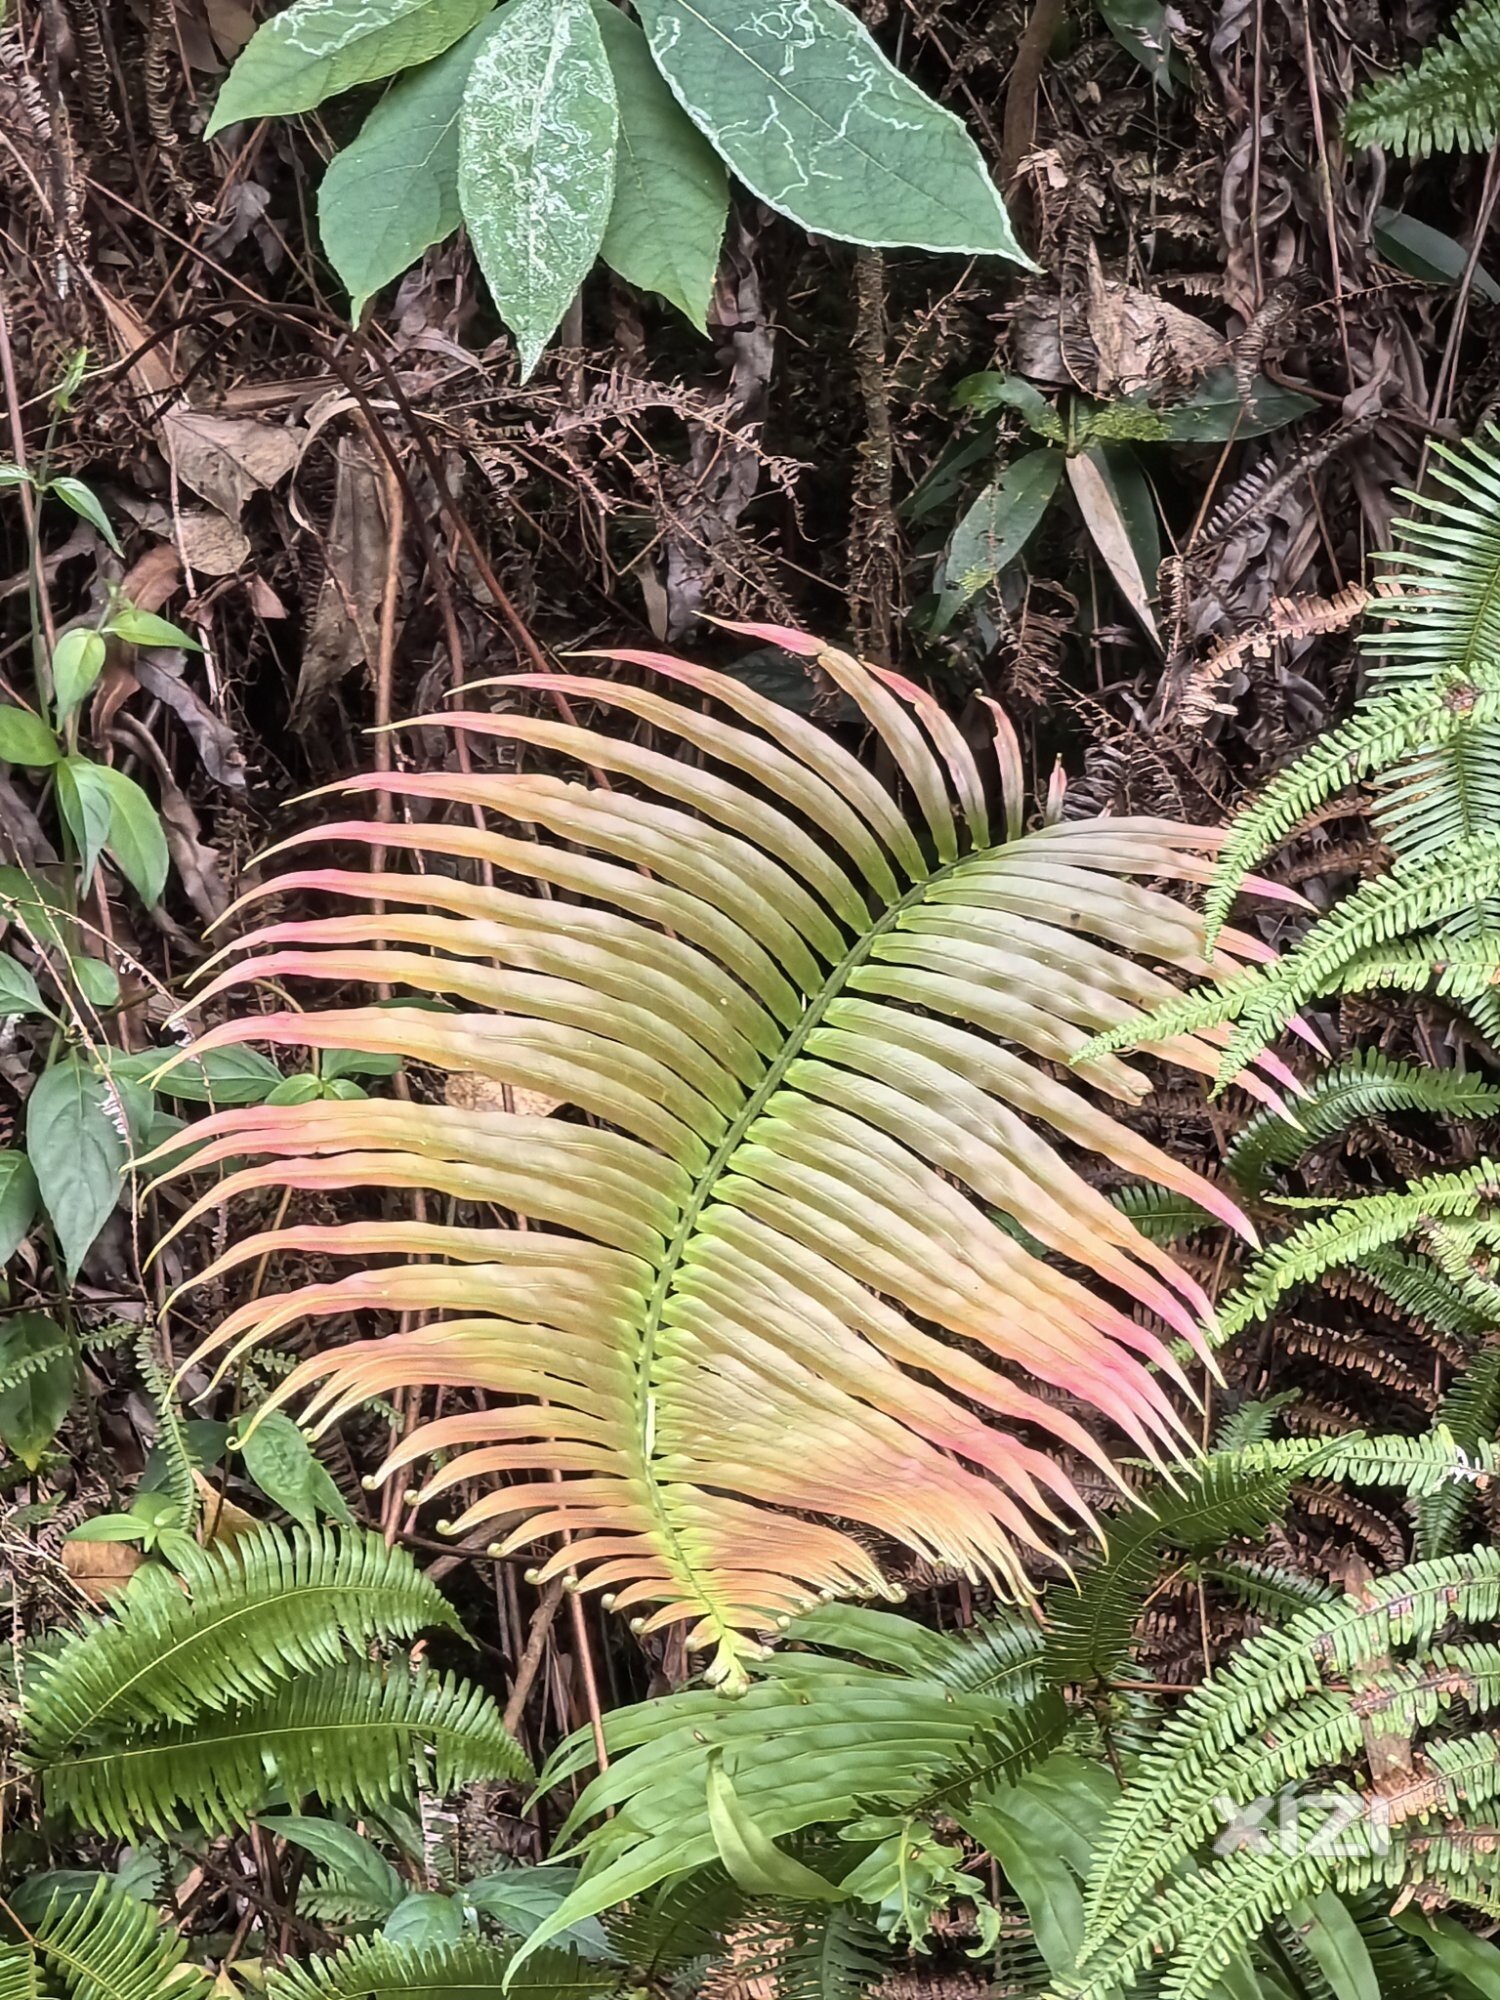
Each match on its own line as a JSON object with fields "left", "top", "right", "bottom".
{"left": 72, "top": 956, "right": 121, "bottom": 1009}
{"left": 52, "top": 629, "right": 108, "bottom": 722}
{"left": 932, "top": 448, "right": 1063, "bottom": 632}
{"left": 0, "top": 1149, "right": 40, "bottom": 1264}
{"left": 0, "top": 958, "right": 46, "bottom": 1018}
{"left": 0, "top": 1312, "right": 75, "bottom": 1468}
{"left": 47, "top": 477, "right": 122, "bottom": 554}
{"left": 105, "top": 606, "right": 201, "bottom": 650}
{"left": 239, "top": 1410, "right": 357, "bottom": 1531}
{"left": 0, "top": 706, "right": 61, "bottom": 767}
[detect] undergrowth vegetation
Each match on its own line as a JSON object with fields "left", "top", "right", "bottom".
{"left": 13, "top": 0, "right": 1500, "bottom": 1996}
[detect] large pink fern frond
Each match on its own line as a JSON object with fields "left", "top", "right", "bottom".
{"left": 154, "top": 632, "right": 1278, "bottom": 1685}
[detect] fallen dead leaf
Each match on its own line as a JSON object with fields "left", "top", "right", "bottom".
{"left": 294, "top": 432, "right": 391, "bottom": 729}
{"left": 161, "top": 408, "right": 300, "bottom": 520}
{"left": 63, "top": 1537, "right": 144, "bottom": 1602}
{"left": 135, "top": 653, "right": 248, "bottom": 790}
{"left": 194, "top": 1468, "right": 260, "bottom": 1546}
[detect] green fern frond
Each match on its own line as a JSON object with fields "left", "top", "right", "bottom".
{"left": 1417, "top": 1341, "right": 1500, "bottom": 1559}
{"left": 268, "top": 1937, "right": 613, "bottom": 2000}
{"left": 1202, "top": 666, "right": 1500, "bottom": 949}
{"left": 528, "top": 1646, "right": 1067, "bottom": 1953}
{"left": 1355, "top": 1245, "right": 1491, "bottom": 1340}
{"left": 1079, "top": 1546, "right": 1500, "bottom": 1951}
{"left": 1108, "top": 1184, "right": 1214, "bottom": 1243}
{"left": 1043, "top": 1438, "right": 1345, "bottom": 1686}
{"left": 1219, "top": 1160, "right": 1500, "bottom": 1337}
{"left": 730, "top": 1907, "right": 891, "bottom": 2000}
{"left": 134, "top": 1332, "right": 198, "bottom": 1534}
{"left": 1210, "top": 1391, "right": 1299, "bottom": 1451}
{"left": 1347, "top": 0, "right": 1500, "bottom": 156}
{"left": 22, "top": 1524, "right": 460, "bottom": 1762}
{"left": 1201, "top": 1555, "right": 1336, "bottom": 1618}
{"left": 40, "top": 1659, "right": 530, "bottom": 1837}
{"left": 0, "top": 1950, "right": 35, "bottom": 2000}
{"left": 1214, "top": 837, "right": 1500, "bottom": 1085}
{"left": 599, "top": 1870, "right": 750, "bottom": 1972}
{"left": 783, "top": 1600, "right": 1044, "bottom": 1697}
{"left": 1322, "top": 932, "right": 1500, "bottom": 1001}
{"left": 1225, "top": 1051, "right": 1500, "bottom": 1195}
{"left": 4, "top": 1880, "right": 210, "bottom": 2000}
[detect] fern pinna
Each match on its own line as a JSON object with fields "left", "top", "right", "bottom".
{"left": 152, "top": 626, "right": 1282, "bottom": 1686}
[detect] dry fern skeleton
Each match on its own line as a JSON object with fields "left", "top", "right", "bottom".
{"left": 152, "top": 627, "right": 1286, "bottom": 1684}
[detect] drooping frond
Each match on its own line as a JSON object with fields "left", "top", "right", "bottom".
{"left": 1218, "top": 1161, "right": 1500, "bottom": 1338}
{"left": 728, "top": 1907, "right": 891, "bottom": 2000}
{"left": 1201, "top": 664, "right": 1500, "bottom": 950}
{"left": 1346, "top": 0, "right": 1500, "bottom": 157}
{"left": 1224, "top": 1050, "right": 1500, "bottom": 1195}
{"left": 21, "top": 1524, "right": 459, "bottom": 1762}
{"left": 153, "top": 631, "right": 1268, "bottom": 1684}
{"left": 38, "top": 1659, "right": 531, "bottom": 1837}
{"left": 526, "top": 1616, "right": 1067, "bottom": 1948}
{"left": 2, "top": 1881, "right": 210, "bottom": 2000}
{"left": 1417, "top": 1339, "right": 1500, "bottom": 1559}
{"left": 1043, "top": 1431, "right": 1491, "bottom": 1686}
{"left": 1077, "top": 1546, "right": 1500, "bottom": 1959}
{"left": 1042, "top": 1437, "right": 1346, "bottom": 1686}
{"left": 268, "top": 1938, "right": 614, "bottom": 2000}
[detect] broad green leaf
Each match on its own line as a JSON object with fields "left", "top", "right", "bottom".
{"left": 949, "top": 371, "right": 1065, "bottom": 437}
{"left": 57, "top": 757, "right": 113, "bottom": 888}
{"left": 105, "top": 606, "right": 201, "bottom": 650}
{"left": 462, "top": 1866, "right": 613, "bottom": 1957}
{"left": 113, "top": 1043, "right": 284, "bottom": 1107}
{"left": 705, "top": 1754, "right": 847, "bottom": 1903}
{"left": 207, "top": 0, "right": 496, "bottom": 130}
{"left": 0, "top": 706, "right": 61, "bottom": 767}
{"left": 383, "top": 1894, "right": 467, "bottom": 1946}
{"left": 1095, "top": 0, "right": 1175, "bottom": 94}
{"left": 320, "top": 1044, "right": 402, "bottom": 1079}
{"left": 72, "top": 956, "right": 121, "bottom": 1008}
{"left": 458, "top": 0, "right": 619, "bottom": 378}
{"left": 1374, "top": 206, "right": 1500, "bottom": 302}
{"left": 261, "top": 1815, "right": 404, "bottom": 1916}
{"left": 634, "top": 0, "right": 1032, "bottom": 262}
{"left": 592, "top": 2, "right": 726, "bottom": 329}
{"left": 0, "top": 868, "right": 69, "bottom": 945}
{"left": 239, "top": 1410, "right": 357, "bottom": 1530}
{"left": 267, "top": 1072, "right": 324, "bottom": 1105}
{"left": 0, "top": 1149, "right": 39, "bottom": 1263}
{"left": 319, "top": 15, "right": 500, "bottom": 321}
{"left": 63, "top": 762, "right": 169, "bottom": 905}
{"left": 1288, "top": 1893, "right": 1380, "bottom": 2000}
{"left": 26, "top": 1055, "right": 130, "bottom": 1277}
{"left": 47, "top": 477, "right": 122, "bottom": 554}
{"left": 66, "top": 1514, "right": 152, "bottom": 1544}
{"left": 1154, "top": 366, "right": 1320, "bottom": 440}
{"left": 1396, "top": 1908, "right": 1500, "bottom": 1997}
{"left": 0, "top": 1312, "right": 75, "bottom": 1468}
{"left": 0, "top": 958, "right": 46, "bottom": 1017}
{"left": 0, "top": 463, "right": 32, "bottom": 487}
{"left": 932, "top": 447, "right": 1062, "bottom": 632}
{"left": 51, "top": 629, "right": 107, "bottom": 722}
{"left": 1067, "top": 444, "right": 1160, "bottom": 645}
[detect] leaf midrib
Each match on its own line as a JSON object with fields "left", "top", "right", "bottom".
{"left": 632, "top": 852, "right": 967, "bottom": 1645}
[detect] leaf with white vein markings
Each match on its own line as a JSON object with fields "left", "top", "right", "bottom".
{"left": 458, "top": 0, "right": 618, "bottom": 378}
{"left": 634, "top": 0, "right": 1034, "bottom": 261}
